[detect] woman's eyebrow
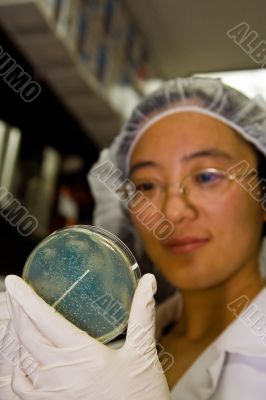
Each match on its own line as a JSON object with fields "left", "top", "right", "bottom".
{"left": 182, "top": 148, "right": 233, "bottom": 162}
{"left": 129, "top": 161, "right": 159, "bottom": 175}
{"left": 129, "top": 149, "right": 233, "bottom": 175}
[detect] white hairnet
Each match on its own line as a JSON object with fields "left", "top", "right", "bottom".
{"left": 88, "top": 76, "right": 266, "bottom": 294}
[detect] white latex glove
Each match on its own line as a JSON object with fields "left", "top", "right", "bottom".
{"left": 0, "top": 293, "right": 36, "bottom": 400}
{"left": 5, "top": 274, "right": 171, "bottom": 400}
{"left": 0, "top": 290, "right": 14, "bottom": 399}
{"left": 0, "top": 318, "right": 19, "bottom": 400}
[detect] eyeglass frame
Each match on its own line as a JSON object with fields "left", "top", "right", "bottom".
{"left": 118, "top": 167, "right": 258, "bottom": 206}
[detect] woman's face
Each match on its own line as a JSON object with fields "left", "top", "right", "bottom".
{"left": 129, "top": 112, "right": 266, "bottom": 290}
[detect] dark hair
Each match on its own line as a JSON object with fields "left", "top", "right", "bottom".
{"left": 256, "top": 148, "right": 266, "bottom": 238}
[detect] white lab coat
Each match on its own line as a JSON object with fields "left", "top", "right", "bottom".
{"left": 1, "top": 282, "right": 266, "bottom": 399}
{"left": 171, "top": 286, "right": 266, "bottom": 399}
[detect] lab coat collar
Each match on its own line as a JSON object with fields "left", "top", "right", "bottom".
{"left": 214, "top": 286, "right": 266, "bottom": 357}
{"left": 199, "top": 348, "right": 226, "bottom": 399}
{"left": 205, "top": 286, "right": 266, "bottom": 396}
{"left": 171, "top": 286, "right": 266, "bottom": 398}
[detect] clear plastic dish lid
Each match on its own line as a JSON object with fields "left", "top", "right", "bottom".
{"left": 23, "top": 225, "right": 141, "bottom": 344}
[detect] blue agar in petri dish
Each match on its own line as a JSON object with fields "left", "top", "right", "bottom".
{"left": 23, "top": 225, "right": 141, "bottom": 343}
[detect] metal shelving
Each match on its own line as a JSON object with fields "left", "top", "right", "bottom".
{"left": 0, "top": 0, "right": 124, "bottom": 147}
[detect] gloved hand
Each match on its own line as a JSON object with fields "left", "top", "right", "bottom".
{"left": 0, "top": 292, "right": 36, "bottom": 400}
{"left": 0, "top": 288, "right": 20, "bottom": 400}
{"left": 5, "top": 274, "right": 171, "bottom": 400}
{"left": 0, "top": 318, "right": 19, "bottom": 400}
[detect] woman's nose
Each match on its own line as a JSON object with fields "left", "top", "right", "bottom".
{"left": 161, "top": 189, "right": 198, "bottom": 224}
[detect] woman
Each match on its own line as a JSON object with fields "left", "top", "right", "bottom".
{"left": 2, "top": 76, "right": 266, "bottom": 399}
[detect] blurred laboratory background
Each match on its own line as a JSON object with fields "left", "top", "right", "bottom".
{"left": 0, "top": 0, "right": 265, "bottom": 277}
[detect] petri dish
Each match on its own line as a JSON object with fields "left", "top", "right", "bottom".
{"left": 23, "top": 225, "right": 141, "bottom": 343}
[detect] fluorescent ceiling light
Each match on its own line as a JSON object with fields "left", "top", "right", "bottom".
{"left": 197, "top": 69, "right": 266, "bottom": 99}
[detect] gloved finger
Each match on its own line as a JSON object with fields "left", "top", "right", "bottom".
{"left": 18, "top": 346, "right": 39, "bottom": 380}
{"left": 124, "top": 274, "right": 157, "bottom": 356}
{"left": 0, "top": 377, "right": 21, "bottom": 400}
{"left": 0, "top": 319, "right": 21, "bottom": 370}
{"left": 0, "top": 291, "right": 9, "bottom": 319}
{"left": 6, "top": 293, "right": 55, "bottom": 365}
{"left": 7, "top": 293, "right": 103, "bottom": 367}
{"left": 12, "top": 367, "right": 47, "bottom": 400}
{"left": 5, "top": 275, "right": 102, "bottom": 350}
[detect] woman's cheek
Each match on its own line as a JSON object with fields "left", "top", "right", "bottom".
{"left": 219, "top": 190, "right": 264, "bottom": 250}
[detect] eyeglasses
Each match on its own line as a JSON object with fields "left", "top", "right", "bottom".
{"left": 120, "top": 167, "right": 255, "bottom": 207}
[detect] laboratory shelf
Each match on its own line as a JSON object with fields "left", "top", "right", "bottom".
{"left": 0, "top": 0, "right": 123, "bottom": 147}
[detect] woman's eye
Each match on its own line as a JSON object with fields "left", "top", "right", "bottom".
{"left": 135, "top": 181, "right": 158, "bottom": 192}
{"left": 194, "top": 171, "right": 224, "bottom": 185}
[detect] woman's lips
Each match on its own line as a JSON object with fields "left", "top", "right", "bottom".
{"left": 163, "top": 237, "right": 210, "bottom": 254}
